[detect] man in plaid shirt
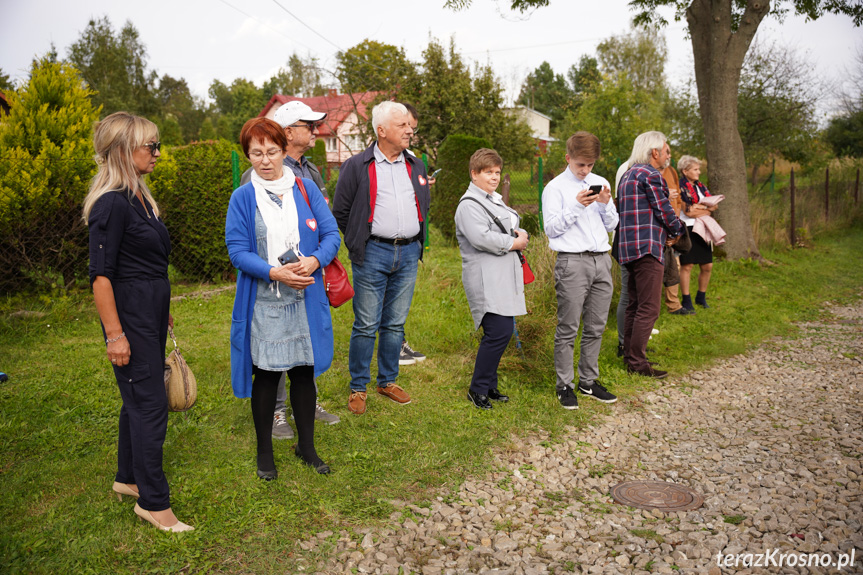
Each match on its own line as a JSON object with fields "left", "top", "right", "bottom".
{"left": 617, "top": 131, "right": 684, "bottom": 378}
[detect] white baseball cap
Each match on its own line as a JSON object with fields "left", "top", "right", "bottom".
{"left": 273, "top": 100, "right": 327, "bottom": 128}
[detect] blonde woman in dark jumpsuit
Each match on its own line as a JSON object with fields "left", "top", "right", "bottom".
{"left": 84, "top": 112, "right": 193, "bottom": 532}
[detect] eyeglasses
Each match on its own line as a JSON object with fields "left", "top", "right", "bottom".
{"left": 248, "top": 148, "right": 283, "bottom": 162}
{"left": 289, "top": 122, "right": 319, "bottom": 130}
{"left": 142, "top": 141, "right": 161, "bottom": 156}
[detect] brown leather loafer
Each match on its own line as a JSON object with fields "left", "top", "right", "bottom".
{"left": 377, "top": 383, "right": 411, "bottom": 404}
{"left": 348, "top": 391, "right": 367, "bottom": 414}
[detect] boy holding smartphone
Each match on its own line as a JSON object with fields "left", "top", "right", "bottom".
{"left": 541, "top": 132, "right": 619, "bottom": 410}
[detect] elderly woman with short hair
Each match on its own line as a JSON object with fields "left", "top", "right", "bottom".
{"left": 676, "top": 155, "right": 716, "bottom": 310}
{"left": 226, "top": 117, "right": 341, "bottom": 478}
{"left": 454, "top": 148, "right": 528, "bottom": 410}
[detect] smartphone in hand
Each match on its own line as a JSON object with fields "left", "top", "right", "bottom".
{"left": 278, "top": 248, "right": 300, "bottom": 265}
{"left": 586, "top": 184, "right": 603, "bottom": 197}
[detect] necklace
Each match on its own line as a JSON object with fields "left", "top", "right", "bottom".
{"left": 136, "top": 193, "right": 151, "bottom": 219}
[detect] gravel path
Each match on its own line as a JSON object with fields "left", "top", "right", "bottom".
{"left": 301, "top": 300, "right": 863, "bottom": 575}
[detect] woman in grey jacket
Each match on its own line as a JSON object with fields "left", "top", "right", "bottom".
{"left": 454, "top": 149, "right": 529, "bottom": 410}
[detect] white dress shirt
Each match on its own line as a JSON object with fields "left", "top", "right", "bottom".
{"left": 541, "top": 167, "right": 619, "bottom": 254}
{"left": 370, "top": 144, "right": 421, "bottom": 239}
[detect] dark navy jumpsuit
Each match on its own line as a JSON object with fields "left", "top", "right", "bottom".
{"left": 88, "top": 189, "right": 172, "bottom": 511}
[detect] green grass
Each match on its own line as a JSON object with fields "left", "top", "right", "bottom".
{"left": 723, "top": 514, "right": 747, "bottom": 526}
{"left": 2, "top": 221, "right": 863, "bottom": 573}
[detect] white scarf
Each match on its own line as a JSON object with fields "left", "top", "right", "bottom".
{"left": 251, "top": 169, "right": 299, "bottom": 297}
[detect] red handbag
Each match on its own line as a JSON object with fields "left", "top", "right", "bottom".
{"left": 520, "top": 255, "right": 535, "bottom": 285}
{"left": 295, "top": 179, "right": 354, "bottom": 307}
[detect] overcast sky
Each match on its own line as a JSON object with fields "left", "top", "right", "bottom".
{"left": 2, "top": 0, "right": 860, "bottom": 117}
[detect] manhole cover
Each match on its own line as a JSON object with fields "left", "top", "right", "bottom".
{"left": 610, "top": 480, "right": 704, "bottom": 512}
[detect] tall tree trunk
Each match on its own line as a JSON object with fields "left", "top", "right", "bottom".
{"left": 686, "top": 0, "right": 769, "bottom": 260}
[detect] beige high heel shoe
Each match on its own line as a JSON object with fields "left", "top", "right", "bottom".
{"left": 112, "top": 482, "right": 140, "bottom": 501}
{"left": 134, "top": 503, "right": 194, "bottom": 533}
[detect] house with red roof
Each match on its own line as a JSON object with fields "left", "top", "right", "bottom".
{"left": 259, "top": 89, "right": 382, "bottom": 164}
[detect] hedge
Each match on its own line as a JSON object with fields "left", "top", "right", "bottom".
{"left": 149, "top": 140, "right": 246, "bottom": 281}
{"left": 432, "top": 134, "right": 491, "bottom": 241}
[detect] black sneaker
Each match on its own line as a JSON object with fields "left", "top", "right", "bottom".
{"left": 467, "top": 389, "right": 492, "bottom": 410}
{"left": 557, "top": 387, "right": 579, "bottom": 410}
{"left": 487, "top": 388, "right": 509, "bottom": 402}
{"left": 616, "top": 344, "right": 624, "bottom": 357}
{"left": 402, "top": 340, "right": 426, "bottom": 362}
{"left": 578, "top": 382, "right": 618, "bottom": 404}
{"left": 670, "top": 307, "right": 694, "bottom": 315}
{"left": 398, "top": 341, "right": 417, "bottom": 365}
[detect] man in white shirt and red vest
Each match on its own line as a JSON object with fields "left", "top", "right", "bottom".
{"left": 333, "top": 101, "right": 431, "bottom": 415}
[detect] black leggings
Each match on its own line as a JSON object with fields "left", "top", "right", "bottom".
{"left": 251, "top": 365, "right": 322, "bottom": 470}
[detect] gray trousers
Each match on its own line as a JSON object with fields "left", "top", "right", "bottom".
{"left": 275, "top": 374, "right": 318, "bottom": 412}
{"left": 553, "top": 252, "right": 614, "bottom": 391}
{"left": 617, "top": 265, "right": 629, "bottom": 347}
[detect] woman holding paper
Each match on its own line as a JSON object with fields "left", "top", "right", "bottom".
{"left": 677, "top": 155, "right": 717, "bottom": 310}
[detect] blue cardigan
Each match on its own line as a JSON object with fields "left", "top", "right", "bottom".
{"left": 225, "top": 179, "right": 341, "bottom": 399}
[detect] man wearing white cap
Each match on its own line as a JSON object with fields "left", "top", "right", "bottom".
{"left": 240, "top": 100, "right": 340, "bottom": 435}
{"left": 241, "top": 100, "right": 329, "bottom": 203}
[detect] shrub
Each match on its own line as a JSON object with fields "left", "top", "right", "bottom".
{"left": 325, "top": 169, "right": 339, "bottom": 202}
{"left": 0, "top": 57, "right": 100, "bottom": 293}
{"left": 148, "top": 140, "right": 244, "bottom": 281}
{"left": 433, "top": 134, "right": 491, "bottom": 241}
{"left": 310, "top": 139, "right": 326, "bottom": 169}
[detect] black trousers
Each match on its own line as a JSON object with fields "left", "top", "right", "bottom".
{"left": 470, "top": 313, "right": 514, "bottom": 395}
{"left": 110, "top": 277, "right": 171, "bottom": 511}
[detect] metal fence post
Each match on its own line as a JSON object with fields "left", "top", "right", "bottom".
{"left": 790, "top": 168, "right": 796, "bottom": 247}
{"left": 538, "top": 157, "right": 544, "bottom": 230}
{"left": 825, "top": 167, "right": 829, "bottom": 222}
{"left": 855, "top": 168, "right": 860, "bottom": 205}
{"left": 231, "top": 150, "right": 240, "bottom": 190}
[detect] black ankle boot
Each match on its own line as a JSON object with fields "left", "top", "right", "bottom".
{"left": 681, "top": 294, "right": 694, "bottom": 311}
{"left": 695, "top": 291, "right": 709, "bottom": 308}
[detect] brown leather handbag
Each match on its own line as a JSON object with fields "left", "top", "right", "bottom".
{"left": 163, "top": 326, "right": 197, "bottom": 412}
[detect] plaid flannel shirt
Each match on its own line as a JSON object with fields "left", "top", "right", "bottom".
{"left": 617, "top": 163, "right": 684, "bottom": 265}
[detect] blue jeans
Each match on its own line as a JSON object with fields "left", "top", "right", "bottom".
{"left": 349, "top": 240, "right": 421, "bottom": 391}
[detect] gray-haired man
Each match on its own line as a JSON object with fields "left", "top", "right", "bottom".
{"left": 333, "top": 101, "right": 431, "bottom": 416}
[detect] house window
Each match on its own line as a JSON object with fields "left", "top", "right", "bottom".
{"left": 345, "top": 134, "right": 364, "bottom": 152}
{"left": 325, "top": 138, "right": 337, "bottom": 152}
